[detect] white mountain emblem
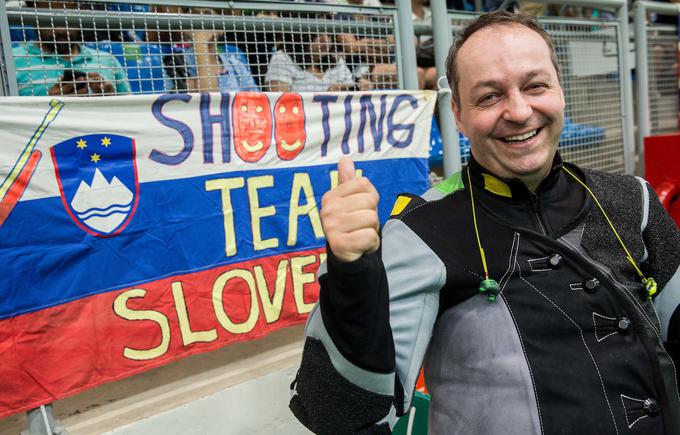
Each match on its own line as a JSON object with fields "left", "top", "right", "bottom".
{"left": 70, "top": 168, "right": 134, "bottom": 234}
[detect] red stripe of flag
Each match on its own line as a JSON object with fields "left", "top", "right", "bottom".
{"left": 0, "top": 149, "right": 42, "bottom": 226}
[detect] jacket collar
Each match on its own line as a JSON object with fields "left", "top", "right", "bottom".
{"left": 466, "top": 152, "right": 564, "bottom": 201}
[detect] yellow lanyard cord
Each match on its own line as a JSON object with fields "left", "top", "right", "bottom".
{"left": 467, "top": 166, "right": 490, "bottom": 279}
{"left": 562, "top": 166, "right": 644, "bottom": 278}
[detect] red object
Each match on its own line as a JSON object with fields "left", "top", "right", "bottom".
{"left": 274, "top": 93, "right": 306, "bottom": 161}
{"left": 644, "top": 134, "right": 680, "bottom": 225}
{"left": 0, "top": 247, "right": 324, "bottom": 418}
{"left": 232, "top": 92, "right": 272, "bottom": 163}
{"left": 416, "top": 368, "right": 428, "bottom": 394}
{"left": 0, "top": 150, "right": 41, "bottom": 226}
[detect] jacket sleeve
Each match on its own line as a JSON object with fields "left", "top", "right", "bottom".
{"left": 643, "top": 182, "right": 680, "bottom": 366}
{"left": 289, "top": 214, "right": 446, "bottom": 434}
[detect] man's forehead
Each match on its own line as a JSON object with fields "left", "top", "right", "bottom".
{"left": 457, "top": 23, "right": 555, "bottom": 84}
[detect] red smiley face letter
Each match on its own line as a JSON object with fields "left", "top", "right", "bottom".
{"left": 274, "top": 93, "right": 306, "bottom": 161}
{"left": 232, "top": 92, "right": 272, "bottom": 163}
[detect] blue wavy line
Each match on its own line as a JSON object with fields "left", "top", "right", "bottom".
{"left": 77, "top": 207, "right": 130, "bottom": 220}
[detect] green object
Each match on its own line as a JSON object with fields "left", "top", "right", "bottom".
{"left": 123, "top": 44, "right": 142, "bottom": 61}
{"left": 644, "top": 277, "right": 658, "bottom": 300}
{"left": 12, "top": 43, "right": 131, "bottom": 96}
{"left": 434, "top": 171, "right": 464, "bottom": 195}
{"left": 392, "top": 391, "right": 430, "bottom": 435}
{"left": 479, "top": 278, "right": 500, "bottom": 302}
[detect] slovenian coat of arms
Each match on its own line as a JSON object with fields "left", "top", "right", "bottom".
{"left": 51, "top": 134, "right": 139, "bottom": 237}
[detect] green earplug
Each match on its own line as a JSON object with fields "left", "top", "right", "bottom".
{"left": 479, "top": 278, "right": 500, "bottom": 302}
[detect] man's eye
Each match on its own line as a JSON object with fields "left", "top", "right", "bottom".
{"left": 527, "top": 83, "right": 547, "bottom": 92}
{"left": 479, "top": 94, "right": 499, "bottom": 105}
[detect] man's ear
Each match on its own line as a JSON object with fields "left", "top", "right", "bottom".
{"left": 450, "top": 98, "right": 465, "bottom": 136}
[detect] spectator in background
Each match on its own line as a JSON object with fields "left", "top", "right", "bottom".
{"left": 13, "top": 1, "right": 130, "bottom": 96}
{"left": 336, "top": 0, "right": 399, "bottom": 89}
{"left": 412, "top": 0, "right": 437, "bottom": 89}
{"left": 146, "top": 6, "right": 259, "bottom": 93}
{"left": 183, "top": 8, "right": 258, "bottom": 92}
{"left": 145, "top": 5, "right": 191, "bottom": 92}
{"left": 185, "top": 30, "right": 259, "bottom": 92}
{"left": 266, "top": 28, "right": 370, "bottom": 92}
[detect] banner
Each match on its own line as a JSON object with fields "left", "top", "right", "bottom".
{"left": 0, "top": 91, "right": 435, "bottom": 416}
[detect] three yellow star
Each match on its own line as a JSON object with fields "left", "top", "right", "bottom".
{"left": 91, "top": 153, "right": 101, "bottom": 163}
{"left": 76, "top": 139, "right": 87, "bottom": 149}
{"left": 101, "top": 137, "right": 111, "bottom": 147}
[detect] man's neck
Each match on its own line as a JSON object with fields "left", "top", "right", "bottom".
{"left": 468, "top": 153, "right": 563, "bottom": 196}
{"left": 521, "top": 166, "right": 552, "bottom": 193}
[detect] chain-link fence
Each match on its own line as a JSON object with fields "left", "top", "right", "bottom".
{"left": 4, "top": 0, "right": 401, "bottom": 97}
{"left": 448, "top": 13, "right": 627, "bottom": 174}
{"left": 647, "top": 23, "right": 678, "bottom": 135}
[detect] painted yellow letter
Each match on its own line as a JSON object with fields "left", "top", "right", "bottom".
{"left": 291, "top": 255, "right": 317, "bottom": 314}
{"left": 113, "top": 288, "right": 171, "bottom": 361}
{"left": 212, "top": 269, "right": 260, "bottom": 334}
{"left": 254, "top": 260, "right": 288, "bottom": 324}
{"left": 171, "top": 281, "right": 218, "bottom": 346}
{"left": 205, "top": 177, "right": 245, "bottom": 257}
{"left": 247, "top": 175, "right": 279, "bottom": 251}
{"left": 288, "top": 173, "right": 324, "bottom": 246}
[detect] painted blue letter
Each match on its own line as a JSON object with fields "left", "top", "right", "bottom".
{"left": 358, "top": 94, "right": 386, "bottom": 153}
{"left": 200, "top": 93, "right": 231, "bottom": 164}
{"left": 150, "top": 93, "right": 194, "bottom": 165}
{"left": 387, "top": 94, "right": 417, "bottom": 149}
{"left": 313, "top": 94, "right": 337, "bottom": 157}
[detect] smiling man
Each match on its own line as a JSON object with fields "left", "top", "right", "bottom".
{"left": 289, "top": 11, "right": 680, "bottom": 435}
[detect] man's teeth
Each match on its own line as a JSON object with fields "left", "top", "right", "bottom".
{"left": 504, "top": 129, "right": 538, "bottom": 142}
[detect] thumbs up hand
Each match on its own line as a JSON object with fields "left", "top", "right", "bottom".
{"left": 321, "top": 158, "right": 380, "bottom": 263}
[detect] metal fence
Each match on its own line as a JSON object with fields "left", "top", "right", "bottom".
{"left": 2, "top": 0, "right": 403, "bottom": 96}
{"left": 445, "top": 11, "right": 629, "bottom": 174}
{"left": 647, "top": 24, "right": 678, "bottom": 134}
{"left": 634, "top": 1, "right": 679, "bottom": 153}
{"left": 0, "top": 0, "right": 648, "bottom": 177}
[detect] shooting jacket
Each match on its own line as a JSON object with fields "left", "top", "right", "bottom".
{"left": 290, "top": 155, "right": 680, "bottom": 435}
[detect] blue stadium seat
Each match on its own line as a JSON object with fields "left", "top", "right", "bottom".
{"left": 429, "top": 116, "right": 604, "bottom": 167}
{"left": 87, "top": 42, "right": 168, "bottom": 94}
{"left": 9, "top": 25, "right": 37, "bottom": 43}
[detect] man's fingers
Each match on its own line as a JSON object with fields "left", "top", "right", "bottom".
{"left": 328, "top": 192, "right": 378, "bottom": 214}
{"left": 327, "top": 228, "right": 380, "bottom": 262}
{"left": 337, "top": 210, "right": 380, "bottom": 233}
{"left": 329, "top": 176, "right": 379, "bottom": 199}
{"left": 337, "top": 158, "right": 356, "bottom": 185}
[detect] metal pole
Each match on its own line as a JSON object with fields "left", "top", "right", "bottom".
{"left": 395, "top": 0, "right": 419, "bottom": 89}
{"left": 430, "top": 0, "right": 462, "bottom": 176}
{"left": 634, "top": 1, "right": 650, "bottom": 172}
{"left": 0, "top": 0, "right": 19, "bottom": 96}
{"left": 617, "top": 1, "right": 636, "bottom": 175}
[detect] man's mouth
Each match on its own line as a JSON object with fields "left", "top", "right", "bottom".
{"left": 502, "top": 127, "right": 541, "bottom": 144}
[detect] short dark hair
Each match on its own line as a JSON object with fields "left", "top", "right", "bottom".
{"left": 446, "top": 11, "right": 560, "bottom": 108}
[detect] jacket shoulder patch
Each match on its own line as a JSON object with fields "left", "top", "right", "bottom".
{"left": 389, "top": 193, "right": 426, "bottom": 218}
{"left": 434, "top": 171, "right": 464, "bottom": 196}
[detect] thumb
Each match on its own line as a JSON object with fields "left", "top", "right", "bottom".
{"left": 337, "top": 157, "right": 356, "bottom": 185}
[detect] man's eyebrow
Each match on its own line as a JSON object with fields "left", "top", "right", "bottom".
{"left": 469, "top": 70, "right": 552, "bottom": 92}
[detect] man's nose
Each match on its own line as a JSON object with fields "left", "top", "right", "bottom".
{"left": 502, "top": 92, "right": 532, "bottom": 124}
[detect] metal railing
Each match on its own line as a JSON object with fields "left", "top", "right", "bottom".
{"left": 3, "top": 0, "right": 410, "bottom": 96}
{"left": 634, "top": 1, "right": 680, "bottom": 157}
{"left": 0, "top": 0, "right": 642, "bottom": 176}
{"left": 427, "top": 0, "right": 635, "bottom": 175}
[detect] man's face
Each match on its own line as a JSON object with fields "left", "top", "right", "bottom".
{"left": 452, "top": 24, "right": 565, "bottom": 185}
